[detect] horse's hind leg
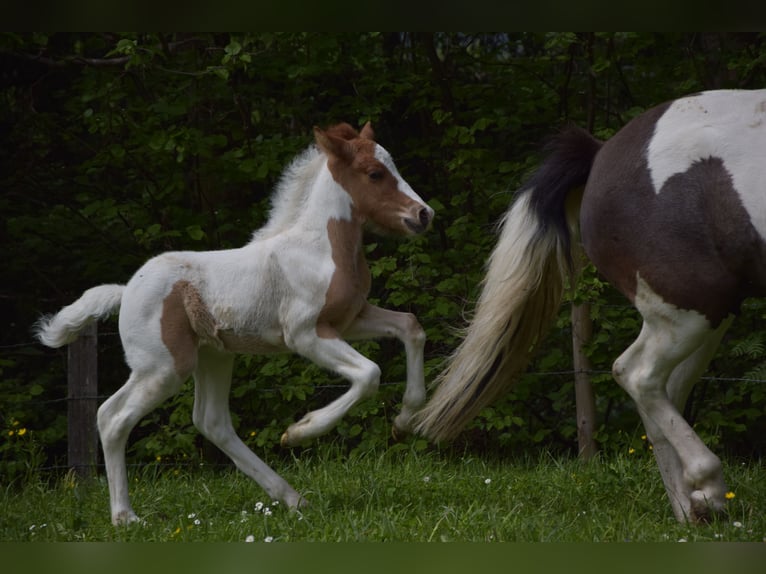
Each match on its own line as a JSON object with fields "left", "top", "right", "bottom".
{"left": 612, "top": 277, "right": 728, "bottom": 522}
{"left": 192, "top": 347, "right": 305, "bottom": 509}
{"left": 647, "top": 317, "right": 732, "bottom": 522}
{"left": 98, "top": 369, "right": 184, "bottom": 525}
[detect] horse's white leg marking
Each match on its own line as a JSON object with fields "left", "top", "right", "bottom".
{"left": 641, "top": 319, "right": 731, "bottom": 521}
{"left": 343, "top": 304, "right": 426, "bottom": 437}
{"left": 98, "top": 368, "right": 184, "bottom": 525}
{"left": 281, "top": 334, "right": 381, "bottom": 446}
{"left": 192, "top": 347, "right": 305, "bottom": 508}
{"left": 612, "top": 275, "right": 728, "bottom": 522}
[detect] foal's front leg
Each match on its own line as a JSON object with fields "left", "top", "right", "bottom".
{"left": 344, "top": 303, "right": 426, "bottom": 439}
{"left": 280, "top": 330, "right": 382, "bottom": 447}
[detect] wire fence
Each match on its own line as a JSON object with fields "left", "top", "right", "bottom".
{"left": 4, "top": 321, "right": 766, "bottom": 477}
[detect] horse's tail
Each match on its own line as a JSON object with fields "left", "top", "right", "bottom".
{"left": 35, "top": 284, "right": 125, "bottom": 348}
{"left": 415, "top": 126, "right": 602, "bottom": 442}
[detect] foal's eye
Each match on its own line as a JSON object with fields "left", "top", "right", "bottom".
{"left": 368, "top": 170, "right": 384, "bottom": 181}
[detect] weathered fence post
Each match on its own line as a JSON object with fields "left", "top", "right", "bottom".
{"left": 572, "top": 302, "right": 598, "bottom": 460}
{"left": 67, "top": 322, "right": 98, "bottom": 478}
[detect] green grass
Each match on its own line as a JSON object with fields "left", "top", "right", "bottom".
{"left": 1, "top": 443, "right": 764, "bottom": 542}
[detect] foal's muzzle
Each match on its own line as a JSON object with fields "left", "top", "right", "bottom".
{"left": 404, "top": 206, "right": 434, "bottom": 234}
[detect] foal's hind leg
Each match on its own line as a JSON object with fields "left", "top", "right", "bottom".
{"left": 98, "top": 369, "right": 185, "bottom": 525}
{"left": 612, "top": 277, "right": 728, "bottom": 522}
{"left": 343, "top": 304, "right": 426, "bottom": 439}
{"left": 192, "top": 347, "right": 306, "bottom": 509}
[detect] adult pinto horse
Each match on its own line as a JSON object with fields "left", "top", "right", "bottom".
{"left": 416, "top": 89, "right": 766, "bottom": 523}
{"left": 37, "top": 122, "right": 434, "bottom": 525}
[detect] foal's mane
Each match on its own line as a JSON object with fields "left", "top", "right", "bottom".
{"left": 251, "top": 123, "right": 362, "bottom": 242}
{"left": 250, "top": 145, "right": 326, "bottom": 242}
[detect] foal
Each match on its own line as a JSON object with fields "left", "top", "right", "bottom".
{"left": 37, "top": 122, "right": 434, "bottom": 525}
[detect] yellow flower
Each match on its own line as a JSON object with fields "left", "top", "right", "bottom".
{"left": 18, "top": 428, "right": 27, "bottom": 436}
{"left": 156, "top": 455, "right": 162, "bottom": 462}
{"left": 628, "top": 448, "right": 635, "bottom": 454}
{"left": 7, "top": 430, "right": 13, "bottom": 437}
{"left": 725, "top": 491, "right": 736, "bottom": 500}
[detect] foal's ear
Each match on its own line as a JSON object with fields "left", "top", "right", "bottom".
{"left": 360, "top": 121, "right": 375, "bottom": 141}
{"left": 314, "top": 126, "right": 355, "bottom": 163}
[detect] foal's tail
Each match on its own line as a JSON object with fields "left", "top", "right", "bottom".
{"left": 35, "top": 284, "right": 125, "bottom": 348}
{"left": 414, "top": 126, "right": 602, "bottom": 442}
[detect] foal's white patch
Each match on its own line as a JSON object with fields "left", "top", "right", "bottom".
{"left": 647, "top": 89, "right": 766, "bottom": 239}
{"left": 375, "top": 144, "right": 432, "bottom": 215}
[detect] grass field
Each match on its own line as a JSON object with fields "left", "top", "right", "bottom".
{"left": 1, "top": 442, "right": 764, "bottom": 542}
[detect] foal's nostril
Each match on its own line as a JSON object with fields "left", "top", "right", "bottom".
{"left": 418, "top": 207, "right": 431, "bottom": 228}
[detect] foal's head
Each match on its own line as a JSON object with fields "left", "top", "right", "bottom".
{"left": 314, "top": 122, "right": 433, "bottom": 235}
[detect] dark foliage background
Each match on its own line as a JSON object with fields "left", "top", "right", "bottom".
{"left": 3, "top": 33, "right": 766, "bottom": 478}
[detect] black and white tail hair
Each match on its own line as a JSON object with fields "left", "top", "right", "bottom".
{"left": 414, "top": 126, "right": 602, "bottom": 442}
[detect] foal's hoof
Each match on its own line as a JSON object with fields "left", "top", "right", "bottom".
{"left": 285, "top": 491, "right": 310, "bottom": 510}
{"left": 112, "top": 509, "right": 141, "bottom": 526}
{"left": 391, "top": 423, "right": 410, "bottom": 442}
{"left": 281, "top": 427, "right": 308, "bottom": 448}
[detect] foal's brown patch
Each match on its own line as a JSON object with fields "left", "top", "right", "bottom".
{"left": 316, "top": 217, "right": 371, "bottom": 339}
{"left": 580, "top": 103, "right": 766, "bottom": 326}
{"left": 161, "top": 281, "right": 200, "bottom": 376}
{"left": 161, "top": 280, "right": 222, "bottom": 376}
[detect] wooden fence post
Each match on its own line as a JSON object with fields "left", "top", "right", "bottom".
{"left": 572, "top": 302, "right": 598, "bottom": 460}
{"left": 68, "top": 322, "right": 98, "bottom": 478}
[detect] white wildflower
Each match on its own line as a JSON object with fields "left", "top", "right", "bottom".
{"left": 733, "top": 521, "right": 743, "bottom": 528}
{"left": 245, "top": 535, "right": 255, "bottom": 543}
{"left": 264, "top": 536, "right": 274, "bottom": 543}
{"left": 484, "top": 478, "right": 491, "bottom": 485}
{"left": 254, "top": 502, "right": 264, "bottom": 512}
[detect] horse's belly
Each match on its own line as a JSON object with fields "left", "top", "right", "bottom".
{"left": 217, "top": 329, "right": 286, "bottom": 354}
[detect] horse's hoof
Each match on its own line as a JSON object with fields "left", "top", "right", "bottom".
{"left": 690, "top": 490, "right": 725, "bottom": 523}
